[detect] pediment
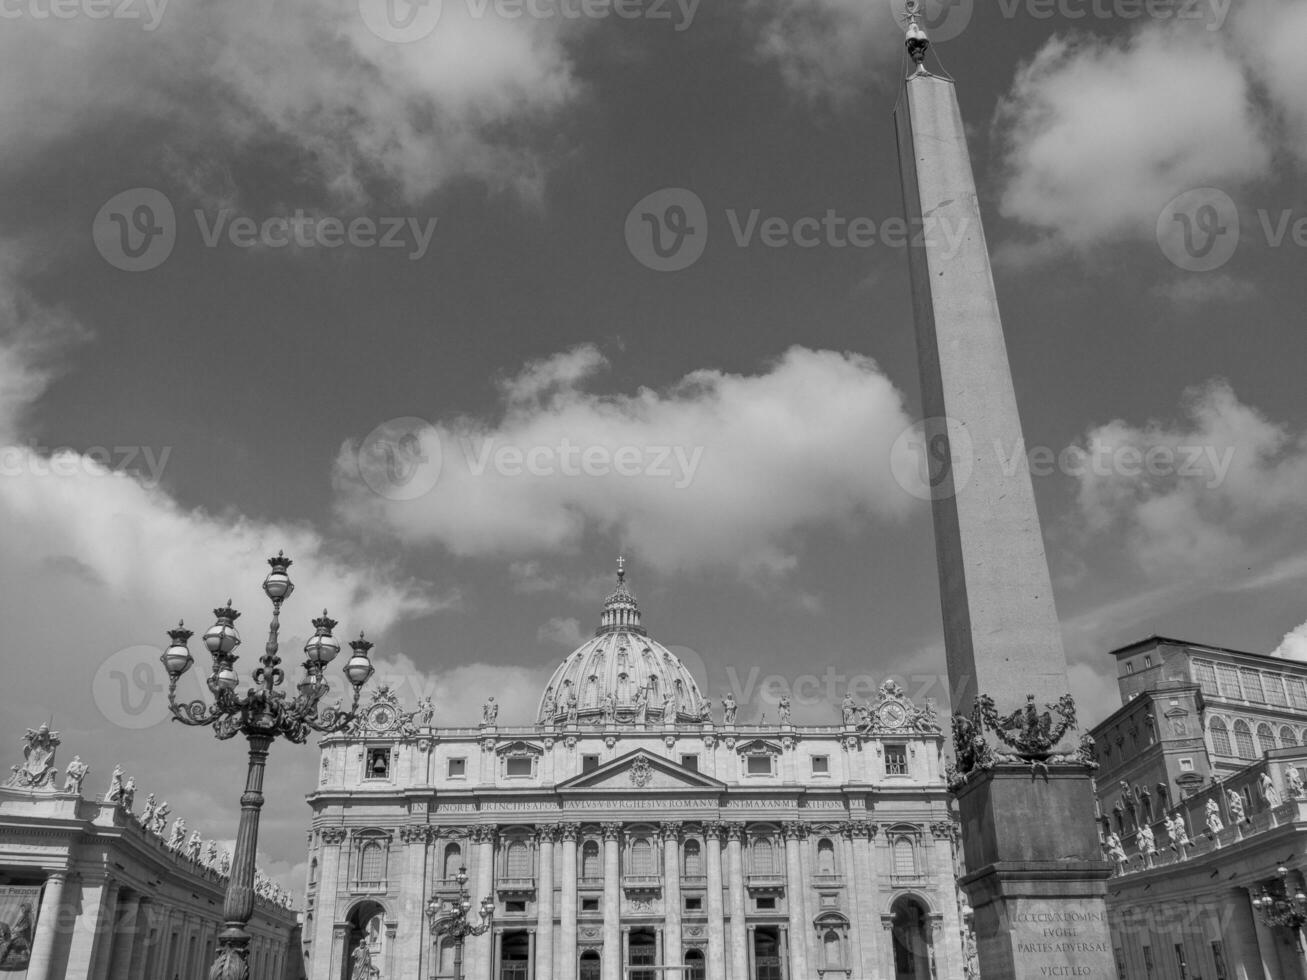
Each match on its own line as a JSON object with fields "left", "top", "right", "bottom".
{"left": 557, "top": 750, "right": 726, "bottom": 792}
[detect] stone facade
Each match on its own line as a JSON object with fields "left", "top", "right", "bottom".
{"left": 0, "top": 729, "right": 301, "bottom": 980}
{"left": 303, "top": 568, "right": 967, "bottom": 980}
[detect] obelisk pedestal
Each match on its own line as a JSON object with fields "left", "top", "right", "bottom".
{"left": 892, "top": 26, "right": 1114, "bottom": 980}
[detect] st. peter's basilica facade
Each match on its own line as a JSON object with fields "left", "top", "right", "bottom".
{"left": 303, "top": 565, "right": 968, "bottom": 980}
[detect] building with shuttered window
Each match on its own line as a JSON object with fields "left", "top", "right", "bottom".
{"left": 301, "top": 563, "right": 968, "bottom": 980}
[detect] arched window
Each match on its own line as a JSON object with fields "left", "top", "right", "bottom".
{"left": 630, "top": 838, "right": 654, "bottom": 875}
{"left": 1258, "top": 723, "right": 1278, "bottom": 753}
{"left": 892, "top": 838, "right": 917, "bottom": 877}
{"left": 506, "top": 842, "right": 531, "bottom": 878}
{"left": 1282, "top": 726, "right": 1298, "bottom": 747}
{"left": 582, "top": 841, "right": 600, "bottom": 878}
{"left": 1210, "top": 718, "right": 1231, "bottom": 756}
{"left": 1234, "top": 720, "right": 1256, "bottom": 760}
{"left": 359, "top": 842, "right": 385, "bottom": 886}
{"left": 752, "top": 839, "right": 775, "bottom": 875}
{"left": 823, "top": 930, "right": 843, "bottom": 969}
{"left": 683, "top": 839, "right": 702, "bottom": 876}
{"left": 308, "top": 859, "right": 318, "bottom": 888}
{"left": 443, "top": 843, "right": 462, "bottom": 880}
{"left": 816, "top": 839, "right": 836, "bottom": 875}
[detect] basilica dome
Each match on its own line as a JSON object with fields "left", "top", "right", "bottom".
{"left": 536, "top": 559, "right": 704, "bottom": 725}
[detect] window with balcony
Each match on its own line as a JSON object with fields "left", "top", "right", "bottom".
{"left": 885, "top": 745, "right": 908, "bottom": 776}
{"left": 1233, "top": 720, "right": 1256, "bottom": 760}
{"left": 506, "top": 841, "right": 532, "bottom": 878}
{"left": 816, "top": 839, "right": 836, "bottom": 875}
{"left": 443, "top": 843, "right": 462, "bottom": 880}
{"left": 683, "top": 839, "right": 703, "bottom": 877}
{"left": 581, "top": 841, "right": 600, "bottom": 879}
{"left": 1209, "top": 717, "right": 1231, "bottom": 756}
{"left": 752, "top": 839, "right": 776, "bottom": 875}
{"left": 892, "top": 837, "right": 917, "bottom": 877}
{"left": 357, "top": 840, "right": 387, "bottom": 890}
{"left": 630, "top": 838, "right": 654, "bottom": 875}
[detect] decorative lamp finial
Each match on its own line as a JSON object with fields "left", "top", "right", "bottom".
{"left": 906, "top": 19, "right": 930, "bottom": 66}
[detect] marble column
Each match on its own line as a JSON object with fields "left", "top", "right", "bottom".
{"left": 468, "top": 825, "right": 498, "bottom": 980}
{"left": 106, "top": 893, "right": 143, "bottom": 980}
{"left": 537, "top": 826, "right": 557, "bottom": 980}
{"left": 849, "top": 823, "right": 879, "bottom": 977}
{"left": 782, "top": 824, "right": 809, "bottom": 980}
{"left": 64, "top": 877, "right": 116, "bottom": 980}
{"left": 602, "top": 823, "right": 622, "bottom": 980}
{"left": 559, "top": 825, "right": 579, "bottom": 980}
{"left": 26, "top": 871, "right": 67, "bottom": 980}
{"left": 660, "top": 823, "right": 682, "bottom": 972}
{"left": 125, "top": 898, "right": 154, "bottom": 980}
{"left": 310, "top": 828, "right": 348, "bottom": 980}
{"left": 398, "top": 826, "right": 432, "bottom": 979}
{"left": 704, "top": 823, "right": 726, "bottom": 980}
{"left": 725, "top": 824, "right": 748, "bottom": 980}
{"left": 329, "top": 924, "right": 348, "bottom": 980}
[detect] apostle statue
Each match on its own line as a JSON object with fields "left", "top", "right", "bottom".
{"left": 62, "top": 756, "right": 89, "bottom": 795}
{"left": 1287, "top": 765, "right": 1305, "bottom": 800}
{"left": 778, "top": 695, "right": 792, "bottom": 726}
{"left": 186, "top": 831, "right": 203, "bottom": 862}
{"left": 633, "top": 687, "right": 649, "bottom": 727}
{"left": 1259, "top": 771, "right": 1283, "bottom": 808}
{"left": 1137, "top": 823, "right": 1156, "bottom": 869}
{"left": 841, "top": 692, "right": 857, "bottom": 727}
{"left": 1103, "top": 831, "right": 1128, "bottom": 872}
{"left": 1226, "top": 788, "right": 1246, "bottom": 824}
{"left": 1205, "top": 797, "right": 1224, "bottom": 836}
{"left": 697, "top": 698, "right": 713, "bottom": 723}
{"left": 601, "top": 693, "right": 617, "bottom": 725}
{"left": 482, "top": 698, "right": 499, "bottom": 726}
{"left": 104, "top": 764, "right": 126, "bottom": 804}
{"left": 121, "top": 777, "right": 136, "bottom": 811}
{"left": 350, "top": 943, "right": 379, "bottom": 980}
{"left": 418, "top": 697, "right": 435, "bottom": 726}
{"left": 152, "top": 801, "right": 170, "bottom": 836}
{"left": 566, "top": 694, "right": 580, "bottom": 726}
{"left": 661, "top": 691, "right": 675, "bottom": 722}
{"left": 167, "top": 818, "right": 187, "bottom": 851}
{"left": 722, "top": 692, "right": 738, "bottom": 725}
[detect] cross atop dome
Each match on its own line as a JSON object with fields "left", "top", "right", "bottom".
{"left": 600, "top": 555, "right": 643, "bottom": 636}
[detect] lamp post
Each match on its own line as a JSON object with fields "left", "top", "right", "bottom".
{"left": 426, "top": 865, "right": 494, "bottom": 980}
{"left": 1251, "top": 865, "right": 1307, "bottom": 936}
{"left": 160, "top": 551, "right": 375, "bottom": 980}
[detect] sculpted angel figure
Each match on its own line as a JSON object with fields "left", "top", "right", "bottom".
{"left": 1205, "top": 797, "right": 1224, "bottom": 836}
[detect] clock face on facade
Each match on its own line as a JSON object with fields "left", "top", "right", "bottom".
{"left": 367, "top": 706, "right": 393, "bottom": 730}
{"left": 877, "top": 702, "right": 907, "bottom": 729}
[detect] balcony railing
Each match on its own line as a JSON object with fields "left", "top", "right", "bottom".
{"left": 496, "top": 876, "right": 536, "bottom": 897}
{"left": 621, "top": 873, "right": 663, "bottom": 894}
{"left": 745, "top": 873, "right": 786, "bottom": 893}
{"left": 889, "top": 873, "right": 926, "bottom": 888}
{"left": 810, "top": 873, "right": 845, "bottom": 888}
{"left": 680, "top": 874, "right": 707, "bottom": 888}
{"left": 578, "top": 876, "right": 604, "bottom": 890}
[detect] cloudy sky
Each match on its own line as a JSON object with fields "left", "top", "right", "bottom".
{"left": 3, "top": 0, "right": 1307, "bottom": 892}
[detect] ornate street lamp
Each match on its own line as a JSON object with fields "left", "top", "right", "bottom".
{"left": 426, "top": 865, "right": 494, "bottom": 980}
{"left": 161, "top": 551, "right": 376, "bottom": 980}
{"left": 1251, "top": 866, "right": 1307, "bottom": 933}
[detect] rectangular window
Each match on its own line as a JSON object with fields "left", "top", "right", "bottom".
{"left": 1113, "top": 948, "right": 1126, "bottom": 980}
{"left": 505, "top": 900, "right": 526, "bottom": 913}
{"left": 582, "top": 755, "right": 600, "bottom": 773}
{"left": 811, "top": 755, "right": 830, "bottom": 775}
{"left": 1179, "top": 758, "right": 1194, "bottom": 772}
{"left": 885, "top": 745, "right": 908, "bottom": 776}
{"left": 746, "top": 755, "right": 772, "bottom": 775}
{"left": 680, "top": 754, "right": 699, "bottom": 771}
{"left": 1126, "top": 662, "right": 1135, "bottom": 674}
{"left": 1191, "top": 660, "right": 1218, "bottom": 696}
{"left": 1288, "top": 677, "right": 1307, "bottom": 709}
{"left": 581, "top": 899, "right": 598, "bottom": 912}
{"left": 1144, "top": 654, "right": 1153, "bottom": 667}
{"left": 1240, "top": 667, "right": 1264, "bottom": 703}
{"left": 756, "top": 897, "right": 776, "bottom": 910}
{"left": 1215, "top": 663, "right": 1241, "bottom": 699}
{"left": 505, "top": 757, "right": 533, "bottom": 777}
{"left": 447, "top": 758, "right": 466, "bottom": 777}
{"left": 684, "top": 897, "right": 702, "bottom": 911}
{"left": 1265, "top": 673, "right": 1289, "bottom": 707}
{"left": 1174, "top": 943, "right": 1188, "bottom": 980}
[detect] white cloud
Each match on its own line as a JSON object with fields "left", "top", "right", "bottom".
{"left": 333, "top": 344, "right": 917, "bottom": 578}
{"left": 0, "top": 0, "right": 581, "bottom": 205}
{"left": 1273, "top": 622, "right": 1307, "bottom": 662}
{"left": 994, "top": 27, "right": 1271, "bottom": 253}
{"left": 537, "top": 616, "right": 587, "bottom": 647}
{"left": 1069, "top": 380, "right": 1307, "bottom": 577}
{"left": 365, "top": 651, "right": 554, "bottom": 726}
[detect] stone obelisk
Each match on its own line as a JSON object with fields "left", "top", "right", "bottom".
{"left": 893, "top": 21, "right": 1115, "bottom": 980}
